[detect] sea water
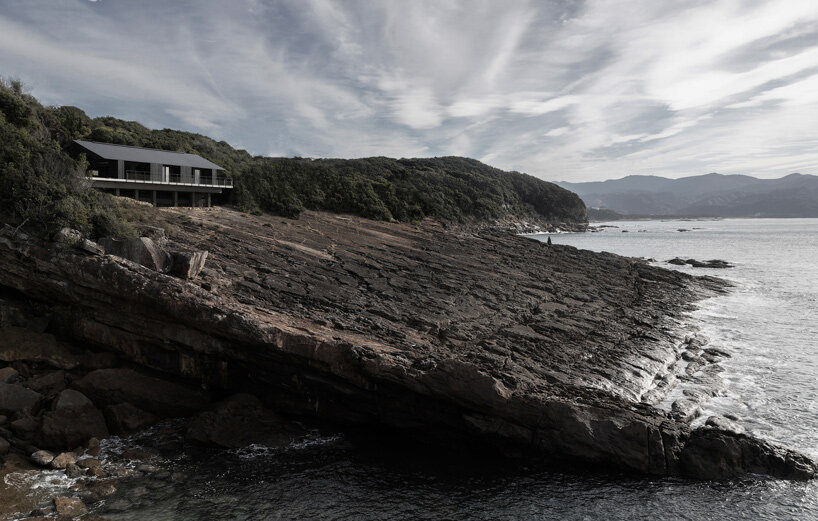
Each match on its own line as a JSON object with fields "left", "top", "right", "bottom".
{"left": 16, "top": 219, "right": 818, "bottom": 520}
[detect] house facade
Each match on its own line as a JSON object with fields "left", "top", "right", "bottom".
{"left": 72, "top": 140, "right": 232, "bottom": 207}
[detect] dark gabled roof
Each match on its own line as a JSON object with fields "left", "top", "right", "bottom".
{"left": 73, "top": 140, "right": 224, "bottom": 170}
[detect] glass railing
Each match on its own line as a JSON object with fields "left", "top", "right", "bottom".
{"left": 114, "top": 170, "right": 233, "bottom": 187}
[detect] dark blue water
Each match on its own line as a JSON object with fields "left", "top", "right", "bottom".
{"left": 10, "top": 218, "right": 818, "bottom": 520}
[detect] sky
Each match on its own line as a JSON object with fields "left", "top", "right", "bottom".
{"left": 1, "top": 0, "right": 817, "bottom": 182}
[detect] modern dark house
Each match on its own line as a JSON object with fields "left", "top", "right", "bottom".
{"left": 72, "top": 140, "right": 232, "bottom": 207}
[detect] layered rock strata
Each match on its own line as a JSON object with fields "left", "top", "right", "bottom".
{"left": 0, "top": 209, "right": 814, "bottom": 480}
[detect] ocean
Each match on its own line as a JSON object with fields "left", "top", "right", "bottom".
{"left": 12, "top": 218, "right": 818, "bottom": 520}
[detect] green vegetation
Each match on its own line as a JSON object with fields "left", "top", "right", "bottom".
{"left": 0, "top": 78, "right": 586, "bottom": 236}
{"left": 0, "top": 79, "right": 137, "bottom": 238}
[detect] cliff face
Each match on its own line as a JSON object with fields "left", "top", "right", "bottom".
{"left": 0, "top": 208, "right": 814, "bottom": 479}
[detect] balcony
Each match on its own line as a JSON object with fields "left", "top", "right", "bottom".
{"left": 95, "top": 170, "right": 233, "bottom": 188}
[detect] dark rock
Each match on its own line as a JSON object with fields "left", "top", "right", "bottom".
{"left": 64, "top": 462, "right": 85, "bottom": 478}
{"left": 104, "top": 402, "right": 159, "bottom": 435}
{"left": 51, "top": 451, "right": 77, "bottom": 469}
{"left": 79, "top": 351, "right": 119, "bottom": 370}
{"left": 671, "top": 399, "right": 702, "bottom": 423}
{"left": 53, "top": 496, "right": 87, "bottom": 517}
{"left": 667, "top": 257, "right": 733, "bottom": 269}
{"left": 703, "top": 347, "right": 731, "bottom": 359}
{"left": 137, "top": 225, "right": 168, "bottom": 248}
{"left": 98, "top": 237, "right": 172, "bottom": 272}
{"left": 120, "top": 447, "right": 161, "bottom": 462}
{"left": 0, "top": 383, "right": 42, "bottom": 416}
{"left": 0, "top": 436, "right": 9, "bottom": 454}
{"left": 680, "top": 427, "right": 817, "bottom": 480}
{"left": 54, "top": 227, "right": 104, "bottom": 255}
{"left": 76, "top": 457, "right": 102, "bottom": 470}
{"left": 80, "top": 479, "right": 118, "bottom": 502}
{"left": 74, "top": 369, "right": 210, "bottom": 418}
{"left": 186, "top": 393, "right": 304, "bottom": 448}
{"left": 37, "top": 403, "right": 108, "bottom": 450}
{"left": 86, "top": 437, "right": 101, "bottom": 457}
{"left": 10, "top": 416, "right": 39, "bottom": 440}
{"left": 24, "top": 370, "right": 66, "bottom": 397}
{"left": 3, "top": 209, "right": 810, "bottom": 481}
{"left": 170, "top": 250, "right": 209, "bottom": 280}
{"left": 53, "top": 389, "right": 94, "bottom": 411}
{"left": 705, "top": 415, "right": 745, "bottom": 435}
{"left": 30, "top": 450, "right": 55, "bottom": 466}
{"left": 0, "top": 327, "right": 80, "bottom": 369}
{"left": 0, "top": 367, "right": 19, "bottom": 384}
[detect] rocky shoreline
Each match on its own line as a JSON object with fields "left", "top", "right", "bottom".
{"left": 1, "top": 208, "right": 816, "bottom": 517}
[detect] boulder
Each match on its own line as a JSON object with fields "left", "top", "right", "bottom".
{"left": 186, "top": 393, "right": 303, "bottom": 449}
{"left": 73, "top": 369, "right": 210, "bottom": 418}
{"left": 30, "top": 450, "right": 55, "bottom": 466}
{"left": 104, "top": 402, "right": 159, "bottom": 435}
{"left": 0, "top": 367, "right": 19, "bottom": 384}
{"left": 24, "top": 370, "right": 66, "bottom": 397}
{"left": 671, "top": 399, "right": 702, "bottom": 423}
{"left": 0, "top": 383, "right": 42, "bottom": 415}
{"left": 52, "top": 389, "right": 94, "bottom": 411}
{"left": 37, "top": 404, "right": 108, "bottom": 451}
{"left": 51, "top": 452, "right": 77, "bottom": 469}
{"left": 10, "top": 416, "right": 39, "bottom": 440}
{"left": 170, "top": 250, "right": 208, "bottom": 280}
{"left": 137, "top": 225, "right": 168, "bottom": 248}
{"left": 705, "top": 415, "right": 745, "bottom": 435}
{"left": 680, "top": 427, "right": 817, "bottom": 480}
{"left": 86, "top": 437, "right": 101, "bottom": 457}
{"left": 98, "top": 237, "right": 172, "bottom": 273}
{"left": 0, "top": 437, "right": 9, "bottom": 455}
{"left": 80, "top": 479, "right": 118, "bottom": 502}
{"left": 54, "top": 227, "right": 103, "bottom": 255}
{"left": 0, "top": 327, "right": 80, "bottom": 369}
{"left": 76, "top": 457, "right": 102, "bottom": 470}
{"left": 64, "top": 462, "right": 84, "bottom": 478}
{"left": 53, "top": 497, "right": 87, "bottom": 517}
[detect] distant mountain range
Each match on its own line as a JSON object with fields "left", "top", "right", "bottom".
{"left": 556, "top": 173, "right": 818, "bottom": 218}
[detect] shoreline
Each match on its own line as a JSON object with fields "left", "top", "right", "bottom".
{"left": 1, "top": 209, "right": 816, "bottom": 517}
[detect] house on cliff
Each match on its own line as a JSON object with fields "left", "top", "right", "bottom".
{"left": 70, "top": 140, "right": 232, "bottom": 207}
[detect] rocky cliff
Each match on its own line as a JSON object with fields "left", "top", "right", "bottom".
{"left": 0, "top": 208, "right": 815, "bottom": 481}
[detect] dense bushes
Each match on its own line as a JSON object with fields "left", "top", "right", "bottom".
{"left": 0, "top": 78, "right": 586, "bottom": 234}
{"left": 0, "top": 79, "right": 135, "bottom": 238}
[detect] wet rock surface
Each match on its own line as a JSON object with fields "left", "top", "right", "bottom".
{"left": 0, "top": 209, "right": 813, "bottom": 482}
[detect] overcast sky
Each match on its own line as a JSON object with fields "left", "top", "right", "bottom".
{"left": 1, "top": 0, "right": 817, "bottom": 182}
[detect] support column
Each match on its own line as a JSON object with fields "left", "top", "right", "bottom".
{"left": 207, "top": 193, "right": 211, "bottom": 207}
{"left": 191, "top": 192, "right": 196, "bottom": 207}
{"left": 173, "top": 191, "right": 178, "bottom": 206}
{"left": 115, "top": 188, "right": 120, "bottom": 196}
{"left": 135, "top": 189, "right": 140, "bottom": 202}
{"left": 152, "top": 190, "right": 157, "bottom": 206}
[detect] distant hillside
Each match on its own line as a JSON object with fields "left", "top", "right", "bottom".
{"left": 558, "top": 173, "right": 818, "bottom": 218}
{"left": 0, "top": 79, "right": 586, "bottom": 236}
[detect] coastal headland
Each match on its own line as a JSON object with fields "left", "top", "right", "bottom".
{"left": 1, "top": 205, "right": 814, "bottom": 516}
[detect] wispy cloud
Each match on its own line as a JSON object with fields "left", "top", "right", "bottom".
{"left": 1, "top": 0, "right": 817, "bottom": 181}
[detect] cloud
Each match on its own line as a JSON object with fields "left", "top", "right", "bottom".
{"left": 1, "top": 0, "right": 817, "bottom": 181}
